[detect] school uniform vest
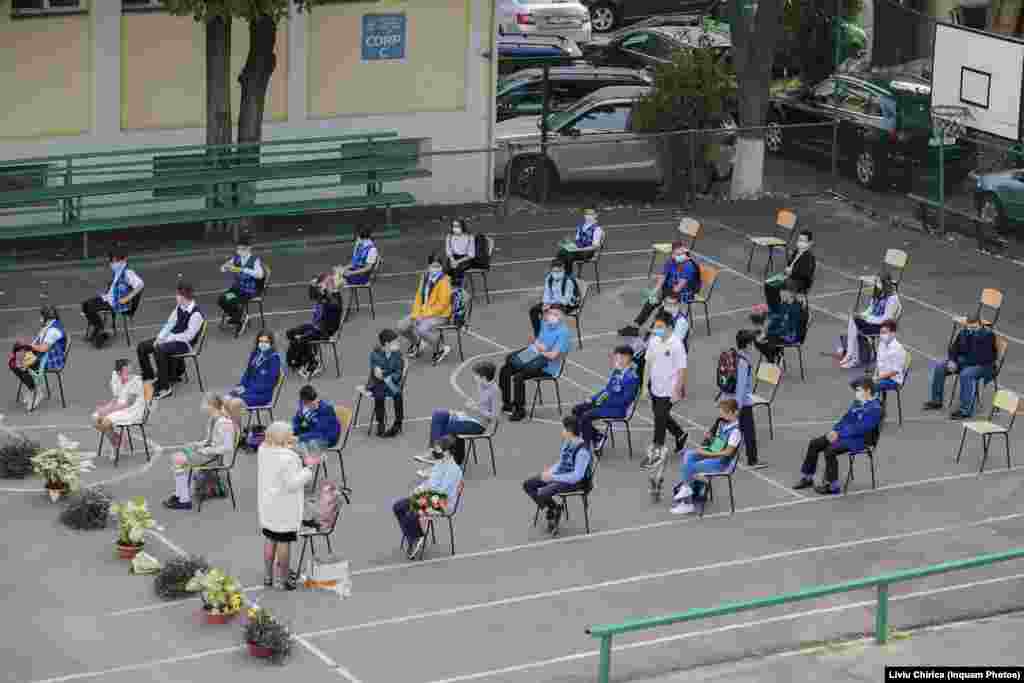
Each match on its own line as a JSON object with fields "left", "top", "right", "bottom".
{"left": 231, "top": 254, "right": 259, "bottom": 296}
{"left": 172, "top": 304, "right": 203, "bottom": 342}
{"left": 35, "top": 320, "right": 66, "bottom": 370}
{"left": 575, "top": 222, "right": 599, "bottom": 248}
{"left": 107, "top": 267, "right": 134, "bottom": 313}
{"left": 351, "top": 241, "right": 374, "bottom": 269}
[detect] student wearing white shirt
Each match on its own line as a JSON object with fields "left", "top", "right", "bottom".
{"left": 136, "top": 282, "right": 205, "bottom": 400}
{"left": 642, "top": 312, "right": 688, "bottom": 485}
{"left": 445, "top": 219, "right": 477, "bottom": 287}
{"left": 873, "top": 319, "right": 907, "bottom": 408}
{"left": 81, "top": 251, "right": 145, "bottom": 349}
{"left": 217, "top": 234, "right": 265, "bottom": 335}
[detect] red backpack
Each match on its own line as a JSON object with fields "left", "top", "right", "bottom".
{"left": 716, "top": 348, "right": 738, "bottom": 394}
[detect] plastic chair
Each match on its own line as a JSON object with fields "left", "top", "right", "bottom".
{"left": 16, "top": 336, "right": 72, "bottom": 410}
{"left": 647, "top": 218, "right": 702, "bottom": 276}
{"left": 746, "top": 209, "right": 797, "bottom": 277}
{"left": 950, "top": 288, "right": 1005, "bottom": 345}
{"left": 244, "top": 368, "right": 286, "bottom": 429}
{"left": 437, "top": 292, "right": 474, "bottom": 362}
{"left": 955, "top": 389, "right": 1018, "bottom": 473}
{"left": 101, "top": 382, "right": 154, "bottom": 467}
{"left": 855, "top": 249, "right": 908, "bottom": 309}
{"left": 532, "top": 459, "right": 596, "bottom": 534}
{"left": 566, "top": 279, "right": 590, "bottom": 350}
{"left": 343, "top": 257, "right": 382, "bottom": 321}
{"left": 353, "top": 363, "right": 409, "bottom": 436}
{"left": 464, "top": 235, "right": 495, "bottom": 304}
{"left": 313, "top": 404, "right": 355, "bottom": 489}
{"left": 686, "top": 263, "right": 721, "bottom": 336}
{"left": 297, "top": 484, "right": 352, "bottom": 571}
{"left": 169, "top": 320, "right": 210, "bottom": 392}
{"left": 948, "top": 335, "right": 1009, "bottom": 410}
{"left": 843, "top": 428, "right": 880, "bottom": 494}
{"left": 528, "top": 356, "right": 565, "bottom": 420}
{"left": 187, "top": 430, "right": 243, "bottom": 512}
{"left": 457, "top": 418, "right": 499, "bottom": 476}
{"left": 98, "top": 288, "right": 144, "bottom": 346}
{"left": 573, "top": 236, "right": 604, "bottom": 292}
{"left": 697, "top": 452, "right": 739, "bottom": 517}
{"left": 750, "top": 362, "right": 782, "bottom": 439}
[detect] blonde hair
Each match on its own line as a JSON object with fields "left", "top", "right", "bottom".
{"left": 205, "top": 392, "right": 243, "bottom": 433}
{"left": 264, "top": 421, "right": 294, "bottom": 448}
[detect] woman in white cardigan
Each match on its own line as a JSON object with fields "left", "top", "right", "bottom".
{"left": 163, "top": 393, "right": 242, "bottom": 511}
{"left": 258, "top": 421, "right": 318, "bottom": 590}
{"left": 92, "top": 359, "right": 146, "bottom": 450}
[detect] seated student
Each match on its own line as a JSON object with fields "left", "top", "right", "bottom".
{"left": 291, "top": 385, "right": 341, "bottom": 453}
{"left": 837, "top": 275, "right": 901, "bottom": 369}
{"left": 499, "top": 304, "right": 572, "bottom": 422}
{"left": 794, "top": 378, "right": 882, "bottom": 495}
{"left": 619, "top": 242, "right": 700, "bottom": 338}
{"left": 751, "top": 280, "right": 808, "bottom": 364}
{"left": 571, "top": 345, "right": 639, "bottom": 453}
{"left": 137, "top": 282, "right": 204, "bottom": 400}
{"left": 923, "top": 316, "right": 997, "bottom": 419}
{"left": 368, "top": 329, "right": 406, "bottom": 438}
{"left": 397, "top": 252, "right": 453, "bottom": 364}
{"left": 671, "top": 398, "right": 743, "bottom": 514}
{"left": 286, "top": 273, "right": 343, "bottom": 379}
{"left": 557, "top": 208, "right": 603, "bottom": 269}
{"left": 339, "top": 227, "right": 379, "bottom": 286}
{"left": 523, "top": 415, "right": 593, "bottom": 535}
{"left": 217, "top": 234, "right": 265, "bottom": 335}
{"left": 420, "top": 361, "right": 499, "bottom": 467}
{"left": 393, "top": 435, "right": 464, "bottom": 560}
{"left": 82, "top": 251, "right": 145, "bottom": 349}
{"left": 529, "top": 258, "right": 579, "bottom": 338}
{"left": 164, "top": 393, "right": 242, "bottom": 510}
{"left": 445, "top": 219, "right": 478, "bottom": 287}
{"left": 92, "top": 359, "right": 146, "bottom": 450}
{"left": 229, "top": 331, "right": 283, "bottom": 409}
{"left": 873, "top": 320, "right": 907, "bottom": 398}
{"left": 10, "top": 305, "right": 67, "bottom": 412}
{"left": 765, "top": 230, "right": 815, "bottom": 295}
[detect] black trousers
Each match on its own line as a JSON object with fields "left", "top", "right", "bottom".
{"left": 557, "top": 249, "right": 592, "bottom": 269}
{"left": 650, "top": 395, "right": 684, "bottom": 447}
{"left": 82, "top": 296, "right": 113, "bottom": 334}
{"left": 801, "top": 435, "right": 849, "bottom": 483}
{"left": 499, "top": 354, "right": 547, "bottom": 408}
{"left": 370, "top": 383, "right": 404, "bottom": 428}
{"left": 529, "top": 303, "right": 546, "bottom": 338}
{"left": 523, "top": 476, "right": 579, "bottom": 511}
{"left": 286, "top": 323, "right": 324, "bottom": 370}
{"left": 218, "top": 287, "right": 249, "bottom": 322}
{"left": 10, "top": 363, "right": 39, "bottom": 391}
{"left": 137, "top": 338, "right": 188, "bottom": 391}
{"left": 633, "top": 285, "right": 671, "bottom": 327}
{"left": 738, "top": 405, "right": 758, "bottom": 466}
{"left": 446, "top": 257, "right": 478, "bottom": 287}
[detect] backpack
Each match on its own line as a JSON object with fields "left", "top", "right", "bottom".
{"left": 451, "top": 287, "right": 469, "bottom": 327}
{"left": 474, "top": 233, "right": 491, "bottom": 267}
{"left": 244, "top": 425, "right": 266, "bottom": 451}
{"left": 716, "top": 348, "right": 738, "bottom": 394}
{"left": 563, "top": 273, "right": 581, "bottom": 310}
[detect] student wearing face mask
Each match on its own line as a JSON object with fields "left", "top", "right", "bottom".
{"left": 136, "top": 283, "right": 204, "bottom": 400}
{"left": 417, "top": 362, "right": 499, "bottom": 468}
{"left": 291, "top": 385, "right": 341, "bottom": 454}
{"left": 10, "top": 305, "right": 67, "bottom": 412}
{"left": 872, "top": 320, "right": 907, "bottom": 409}
{"left": 228, "top": 331, "right": 283, "bottom": 409}
{"left": 794, "top": 378, "right": 882, "bottom": 495}
{"left": 642, "top": 312, "right": 688, "bottom": 499}
{"left": 570, "top": 346, "right": 639, "bottom": 453}
{"left": 619, "top": 241, "right": 700, "bottom": 338}
{"left": 720, "top": 330, "right": 762, "bottom": 468}
{"left": 286, "top": 272, "right": 343, "bottom": 379}
{"left": 217, "top": 235, "right": 265, "bottom": 336}
{"left": 671, "top": 399, "right": 743, "bottom": 514}
{"left": 92, "top": 359, "right": 145, "bottom": 450}
{"left": 923, "top": 316, "right": 997, "bottom": 418}
{"left": 444, "top": 219, "right": 477, "bottom": 287}
{"left": 529, "top": 258, "right": 579, "bottom": 337}
{"left": 81, "top": 250, "right": 144, "bottom": 349}
{"left": 630, "top": 293, "right": 689, "bottom": 380}
{"left": 522, "top": 415, "right": 594, "bottom": 535}
{"left": 397, "top": 252, "right": 453, "bottom": 364}
{"left": 557, "top": 208, "right": 604, "bottom": 269}
{"left": 751, "top": 280, "right": 807, "bottom": 364}
{"left": 395, "top": 435, "right": 464, "bottom": 560}
{"left": 340, "top": 227, "right": 379, "bottom": 286}
{"left": 838, "top": 274, "right": 901, "bottom": 369}
{"left": 368, "top": 329, "right": 406, "bottom": 437}
{"left": 766, "top": 230, "right": 815, "bottom": 295}
{"left": 499, "top": 304, "right": 572, "bottom": 422}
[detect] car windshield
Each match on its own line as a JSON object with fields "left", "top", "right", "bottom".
{"left": 544, "top": 92, "right": 602, "bottom": 129}
{"left": 497, "top": 77, "right": 534, "bottom": 97}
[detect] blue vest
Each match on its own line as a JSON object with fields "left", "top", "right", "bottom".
{"left": 231, "top": 254, "right": 259, "bottom": 296}
{"left": 575, "top": 222, "right": 599, "bottom": 248}
{"left": 35, "top": 320, "right": 66, "bottom": 370}
{"left": 351, "top": 241, "right": 374, "bottom": 269}
{"left": 554, "top": 440, "right": 588, "bottom": 477}
{"left": 172, "top": 305, "right": 203, "bottom": 341}
{"left": 716, "top": 421, "right": 741, "bottom": 448}
{"left": 869, "top": 294, "right": 890, "bottom": 318}
{"left": 108, "top": 266, "right": 133, "bottom": 313}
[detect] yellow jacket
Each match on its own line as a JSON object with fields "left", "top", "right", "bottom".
{"left": 412, "top": 274, "right": 452, "bottom": 319}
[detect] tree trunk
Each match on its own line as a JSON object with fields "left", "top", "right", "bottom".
{"left": 205, "top": 15, "right": 232, "bottom": 236}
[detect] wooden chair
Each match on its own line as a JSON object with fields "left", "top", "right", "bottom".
{"left": 950, "top": 288, "right": 1005, "bottom": 345}
{"left": 843, "top": 427, "right": 880, "bottom": 494}
{"left": 297, "top": 484, "right": 352, "bottom": 571}
{"left": 855, "top": 249, "right": 908, "bottom": 310}
{"left": 594, "top": 359, "right": 646, "bottom": 461}
{"left": 242, "top": 264, "right": 271, "bottom": 335}
{"left": 244, "top": 367, "right": 286, "bottom": 429}
{"left": 532, "top": 459, "right": 597, "bottom": 534}
{"left": 750, "top": 362, "right": 782, "bottom": 439}
{"left": 437, "top": 291, "right": 474, "bottom": 362}
{"left": 948, "top": 335, "right": 1009, "bottom": 411}
{"left": 464, "top": 235, "right": 495, "bottom": 304}
{"left": 169, "top": 320, "right": 210, "bottom": 392}
{"left": 746, "top": 209, "right": 797, "bottom": 277}
{"left": 528, "top": 356, "right": 566, "bottom": 420}
{"left": 573, "top": 236, "right": 604, "bottom": 292}
{"left": 955, "top": 389, "right": 1018, "bottom": 473}
{"left": 16, "top": 336, "right": 72, "bottom": 409}
{"left": 647, "top": 217, "right": 702, "bottom": 276}
{"left": 686, "top": 263, "right": 721, "bottom": 336}
{"left": 310, "top": 297, "right": 345, "bottom": 378}
{"left": 98, "top": 288, "right": 144, "bottom": 346}
{"left": 188, "top": 429, "right": 243, "bottom": 512}
{"left": 778, "top": 307, "right": 812, "bottom": 382}
{"left": 102, "top": 382, "right": 155, "bottom": 467}
{"left": 457, "top": 418, "right": 499, "bottom": 476}
{"left": 313, "top": 404, "right": 354, "bottom": 489}
{"left": 566, "top": 279, "right": 590, "bottom": 350}
{"left": 343, "top": 256, "right": 382, "bottom": 321}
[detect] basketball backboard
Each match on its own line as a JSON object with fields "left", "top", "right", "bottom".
{"left": 931, "top": 22, "right": 1024, "bottom": 141}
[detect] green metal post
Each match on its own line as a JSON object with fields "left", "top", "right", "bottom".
{"left": 597, "top": 635, "right": 612, "bottom": 683}
{"left": 875, "top": 583, "right": 889, "bottom": 644}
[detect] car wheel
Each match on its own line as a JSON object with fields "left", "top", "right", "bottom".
{"left": 855, "top": 147, "right": 881, "bottom": 189}
{"left": 764, "top": 121, "right": 783, "bottom": 154}
{"left": 510, "top": 156, "right": 557, "bottom": 200}
{"left": 978, "top": 193, "right": 1009, "bottom": 235}
{"left": 589, "top": 2, "right": 617, "bottom": 33}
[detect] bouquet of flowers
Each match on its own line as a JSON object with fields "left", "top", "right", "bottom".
{"left": 31, "top": 434, "right": 95, "bottom": 498}
{"left": 186, "top": 568, "right": 243, "bottom": 616}
{"left": 409, "top": 489, "right": 448, "bottom": 516}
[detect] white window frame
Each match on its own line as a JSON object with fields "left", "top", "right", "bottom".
{"left": 121, "top": 0, "right": 164, "bottom": 10}
{"left": 11, "top": 0, "right": 84, "bottom": 16}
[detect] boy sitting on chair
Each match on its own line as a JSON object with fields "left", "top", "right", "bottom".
{"left": 557, "top": 208, "right": 603, "bottom": 270}
{"left": 570, "top": 345, "right": 639, "bottom": 454}
{"left": 522, "top": 415, "right": 593, "bottom": 536}
{"left": 217, "top": 234, "right": 265, "bottom": 336}
{"left": 671, "top": 398, "right": 742, "bottom": 515}
{"left": 619, "top": 242, "right": 700, "bottom": 338}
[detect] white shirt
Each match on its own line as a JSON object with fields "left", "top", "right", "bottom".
{"left": 646, "top": 334, "right": 687, "bottom": 398}
{"left": 446, "top": 234, "right": 475, "bottom": 260}
{"left": 102, "top": 267, "right": 144, "bottom": 305}
{"left": 35, "top": 325, "right": 62, "bottom": 347}
{"left": 223, "top": 253, "right": 264, "bottom": 280}
{"left": 157, "top": 300, "right": 204, "bottom": 348}
{"left": 875, "top": 337, "right": 907, "bottom": 385}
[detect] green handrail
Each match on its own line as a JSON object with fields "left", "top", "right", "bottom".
{"left": 586, "top": 547, "right": 1024, "bottom": 683}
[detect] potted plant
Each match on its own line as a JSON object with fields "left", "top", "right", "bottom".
{"left": 59, "top": 486, "right": 112, "bottom": 531}
{"left": 0, "top": 431, "right": 39, "bottom": 479}
{"left": 31, "top": 434, "right": 94, "bottom": 501}
{"left": 110, "top": 496, "right": 156, "bottom": 559}
{"left": 242, "top": 606, "right": 293, "bottom": 663}
{"left": 154, "top": 555, "right": 210, "bottom": 601}
{"left": 186, "top": 568, "right": 243, "bottom": 624}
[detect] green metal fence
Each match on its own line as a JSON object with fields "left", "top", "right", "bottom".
{"left": 586, "top": 547, "right": 1024, "bottom": 683}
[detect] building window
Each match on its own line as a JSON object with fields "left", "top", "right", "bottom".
{"left": 122, "top": 0, "right": 165, "bottom": 11}
{"left": 11, "top": 0, "right": 83, "bottom": 16}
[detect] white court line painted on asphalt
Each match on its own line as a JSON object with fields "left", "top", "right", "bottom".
{"left": 422, "top": 571, "right": 1024, "bottom": 683}
{"left": 294, "top": 635, "right": 339, "bottom": 667}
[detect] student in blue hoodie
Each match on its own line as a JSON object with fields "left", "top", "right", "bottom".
{"left": 528, "top": 258, "right": 579, "bottom": 337}
{"left": 619, "top": 242, "right": 700, "bottom": 337}
{"left": 794, "top": 378, "right": 882, "bottom": 495}
{"left": 923, "top": 316, "right": 998, "bottom": 419}
{"left": 229, "top": 331, "right": 282, "bottom": 409}
{"left": 292, "top": 385, "right": 341, "bottom": 452}
{"left": 523, "top": 415, "right": 594, "bottom": 535}
{"left": 570, "top": 345, "right": 639, "bottom": 453}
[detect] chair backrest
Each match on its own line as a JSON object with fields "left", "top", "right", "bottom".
{"left": 994, "top": 336, "right": 1010, "bottom": 379}
{"left": 400, "top": 360, "right": 410, "bottom": 390}
{"left": 697, "top": 264, "right": 720, "bottom": 300}
{"left": 981, "top": 287, "right": 1003, "bottom": 309}
{"left": 140, "top": 381, "right": 155, "bottom": 422}
{"left": 127, "top": 288, "right": 144, "bottom": 317}
{"left": 754, "top": 362, "right": 782, "bottom": 401}
{"left": 60, "top": 335, "right": 72, "bottom": 368}
{"left": 448, "top": 479, "right": 466, "bottom": 517}
{"left": 992, "top": 389, "right": 1019, "bottom": 417}
{"left": 884, "top": 250, "right": 908, "bottom": 284}
{"left": 776, "top": 209, "right": 797, "bottom": 232}
{"left": 255, "top": 265, "right": 271, "bottom": 296}
{"left": 369, "top": 256, "right": 383, "bottom": 283}
{"left": 334, "top": 404, "right": 354, "bottom": 450}
{"left": 573, "top": 279, "right": 591, "bottom": 315}
{"left": 193, "top": 320, "right": 209, "bottom": 355}
{"left": 483, "top": 234, "right": 495, "bottom": 258}
{"left": 678, "top": 217, "right": 702, "bottom": 245}
{"left": 271, "top": 370, "right": 286, "bottom": 408}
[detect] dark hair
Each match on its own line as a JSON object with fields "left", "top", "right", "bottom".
{"left": 561, "top": 414, "right": 581, "bottom": 435}
{"left": 253, "top": 330, "right": 276, "bottom": 352}
{"left": 236, "top": 234, "right": 252, "bottom": 247}
{"left": 473, "top": 361, "right": 496, "bottom": 382}
{"left": 379, "top": 329, "right": 398, "bottom": 345}
{"left": 451, "top": 218, "right": 470, "bottom": 233}
{"left": 671, "top": 240, "right": 686, "bottom": 251}
{"left": 653, "top": 311, "right": 674, "bottom": 327}
{"left": 663, "top": 291, "right": 681, "bottom": 302}
{"left": 427, "top": 251, "right": 444, "bottom": 266}
{"left": 851, "top": 377, "right": 876, "bottom": 395}
{"left": 613, "top": 345, "right": 635, "bottom": 358}
{"left": 114, "top": 358, "right": 132, "bottom": 373}
{"left": 357, "top": 227, "right": 373, "bottom": 240}
{"left": 435, "top": 434, "right": 457, "bottom": 454}
{"left": 108, "top": 250, "right": 127, "bottom": 262}
{"left": 736, "top": 329, "right": 758, "bottom": 349}
{"left": 550, "top": 258, "right": 566, "bottom": 270}
{"left": 176, "top": 282, "right": 195, "bottom": 299}
{"left": 718, "top": 398, "right": 739, "bottom": 414}
{"left": 880, "top": 319, "right": 898, "bottom": 332}
{"left": 40, "top": 305, "right": 60, "bottom": 322}
{"left": 799, "top": 230, "right": 813, "bottom": 241}
{"left": 299, "top": 385, "right": 317, "bottom": 403}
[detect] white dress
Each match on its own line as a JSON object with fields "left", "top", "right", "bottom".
{"left": 104, "top": 373, "right": 146, "bottom": 426}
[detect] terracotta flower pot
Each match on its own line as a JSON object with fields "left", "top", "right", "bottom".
{"left": 204, "top": 610, "right": 236, "bottom": 625}
{"left": 116, "top": 542, "right": 143, "bottom": 560}
{"left": 248, "top": 642, "right": 273, "bottom": 658}
{"left": 46, "top": 484, "right": 68, "bottom": 502}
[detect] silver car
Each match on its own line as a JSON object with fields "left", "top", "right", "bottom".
{"left": 494, "top": 85, "right": 660, "bottom": 195}
{"left": 498, "top": 0, "right": 593, "bottom": 45}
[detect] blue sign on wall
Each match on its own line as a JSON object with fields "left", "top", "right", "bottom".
{"left": 362, "top": 13, "right": 407, "bottom": 61}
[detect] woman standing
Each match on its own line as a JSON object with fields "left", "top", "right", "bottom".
{"left": 163, "top": 393, "right": 242, "bottom": 511}
{"left": 258, "top": 421, "right": 317, "bottom": 589}
{"left": 93, "top": 359, "right": 146, "bottom": 451}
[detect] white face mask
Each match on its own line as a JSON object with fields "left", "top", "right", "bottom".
{"left": 176, "top": 295, "right": 187, "bottom": 308}
{"left": 237, "top": 248, "right": 250, "bottom": 259}
{"left": 855, "top": 389, "right": 868, "bottom": 402}
{"left": 428, "top": 265, "right": 443, "bottom": 275}
{"left": 663, "top": 304, "right": 680, "bottom": 315}
{"left": 583, "top": 214, "right": 596, "bottom": 224}
{"left": 388, "top": 341, "right": 401, "bottom": 353}
{"left": 544, "top": 316, "right": 560, "bottom": 327}
{"left": 258, "top": 342, "right": 271, "bottom": 352}
{"left": 879, "top": 332, "right": 893, "bottom": 344}
{"left": 452, "top": 225, "right": 463, "bottom": 235}
{"left": 796, "top": 239, "right": 810, "bottom": 251}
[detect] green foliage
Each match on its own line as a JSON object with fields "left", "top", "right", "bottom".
{"left": 110, "top": 496, "right": 156, "bottom": 546}
{"left": 60, "top": 486, "right": 112, "bottom": 531}
{"left": 783, "top": 0, "right": 862, "bottom": 35}
{"left": 31, "top": 435, "right": 93, "bottom": 492}
{"left": 632, "top": 47, "right": 736, "bottom": 134}
{"left": 243, "top": 606, "right": 294, "bottom": 663}
{"left": 0, "top": 435, "right": 39, "bottom": 479}
{"left": 154, "top": 555, "right": 211, "bottom": 600}
{"left": 162, "top": 0, "right": 287, "bottom": 23}
{"left": 186, "top": 567, "right": 243, "bottom": 614}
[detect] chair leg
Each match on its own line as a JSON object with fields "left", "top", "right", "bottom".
{"left": 529, "top": 383, "right": 541, "bottom": 420}
{"left": 193, "top": 358, "right": 204, "bottom": 392}
{"left": 140, "top": 424, "right": 151, "bottom": 462}
{"left": 955, "top": 427, "right": 968, "bottom": 463}
{"left": 487, "top": 438, "right": 497, "bottom": 475}
{"left": 797, "top": 346, "right": 805, "bottom": 382}
{"left": 482, "top": 272, "right": 491, "bottom": 304}
{"left": 338, "top": 451, "right": 348, "bottom": 488}
{"left": 844, "top": 456, "right": 854, "bottom": 493}
{"left": 727, "top": 476, "right": 735, "bottom": 514}
{"left": 258, "top": 300, "right": 266, "bottom": 330}
{"left": 553, "top": 380, "right": 563, "bottom": 415}
{"left": 896, "top": 390, "right": 903, "bottom": 425}
{"left": 97, "top": 430, "right": 106, "bottom": 459}
{"left": 647, "top": 251, "right": 657, "bottom": 277}
{"left": 332, "top": 343, "right": 341, "bottom": 378}
{"left": 448, "top": 518, "right": 456, "bottom": 555}
{"left": 297, "top": 537, "right": 310, "bottom": 574}
{"left": 624, "top": 422, "right": 633, "bottom": 460}
{"left": 457, "top": 330, "right": 465, "bottom": 361}
{"left": 746, "top": 244, "right": 756, "bottom": 272}
{"left": 533, "top": 505, "right": 541, "bottom": 527}
{"left": 576, "top": 317, "right": 583, "bottom": 350}
{"left": 1004, "top": 433, "right": 1012, "bottom": 470}
{"left": 949, "top": 376, "right": 959, "bottom": 409}
{"left": 582, "top": 496, "right": 591, "bottom": 533}
{"left": 868, "top": 453, "right": 877, "bottom": 489}
{"left": 113, "top": 428, "right": 124, "bottom": 467}
{"left": 227, "top": 471, "right": 237, "bottom": 510}
{"left": 979, "top": 434, "right": 991, "bottom": 473}
{"left": 767, "top": 405, "right": 774, "bottom": 440}
{"left": 703, "top": 301, "right": 711, "bottom": 336}
{"left": 368, "top": 287, "right": 376, "bottom": 319}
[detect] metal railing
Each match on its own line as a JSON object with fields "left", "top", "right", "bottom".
{"left": 586, "top": 547, "right": 1024, "bottom": 683}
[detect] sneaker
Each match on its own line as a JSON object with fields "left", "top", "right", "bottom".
{"left": 673, "top": 484, "right": 692, "bottom": 502}
{"left": 28, "top": 391, "right": 43, "bottom": 412}
{"left": 502, "top": 404, "right": 515, "bottom": 414}
{"left": 407, "top": 342, "right": 422, "bottom": 358}
{"left": 298, "top": 366, "right": 310, "bottom": 379}
{"left": 838, "top": 358, "right": 859, "bottom": 369}
{"left": 619, "top": 325, "right": 641, "bottom": 338}
{"left": 408, "top": 536, "right": 426, "bottom": 560}
{"left": 747, "top": 461, "right": 769, "bottom": 470}
{"left": 308, "top": 360, "right": 324, "bottom": 378}
{"left": 163, "top": 497, "right": 192, "bottom": 510}
{"left": 814, "top": 483, "right": 841, "bottom": 495}
{"left": 922, "top": 401, "right": 943, "bottom": 410}
{"left": 674, "top": 434, "right": 688, "bottom": 454}
{"left": 950, "top": 411, "right": 970, "bottom": 420}
{"left": 670, "top": 502, "right": 696, "bottom": 515}
{"left": 412, "top": 453, "right": 437, "bottom": 465}
{"left": 154, "top": 387, "right": 173, "bottom": 400}
{"left": 592, "top": 430, "right": 608, "bottom": 453}
{"left": 509, "top": 409, "right": 526, "bottom": 422}
{"left": 647, "top": 447, "right": 666, "bottom": 471}
{"left": 792, "top": 477, "right": 814, "bottom": 490}
{"left": 416, "top": 468, "right": 432, "bottom": 478}
{"left": 432, "top": 345, "right": 452, "bottom": 366}
{"left": 640, "top": 444, "right": 656, "bottom": 470}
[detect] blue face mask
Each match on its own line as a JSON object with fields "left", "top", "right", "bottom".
{"left": 674, "top": 255, "right": 686, "bottom": 263}
{"left": 652, "top": 328, "right": 667, "bottom": 338}
{"left": 550, "top": 270, "right": 564, "bottom": 279}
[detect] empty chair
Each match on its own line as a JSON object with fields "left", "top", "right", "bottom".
{"left": 686, "top": 263, "right": 721, "bottom": 336}
{"left": 750, "top": 362, "right": 782, "bottom": 439}
{"left": 955, "top": 389, "right": 1018, "bottom": 473}
{"left": 746, "top": 209, "right": 797, "bottom": 277}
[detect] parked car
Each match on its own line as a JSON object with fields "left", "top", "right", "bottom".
{"left": 495, "top": 85, "right": 658, "bottom": 196}
{"left": 974, "top": 168, "right": 1024, "bottom": 234}
{"left": 581, "top": 0, "right": 719, "bottom": 33}
{"left": 766, "top": 73, "right": 970, "bottom": 190}
{"left": 497, "top": 34, "right": 584, "bottom": 76}
{"left": 498, "top": 0, "right": 593, "bottom": 45}
{"left": 581, "top": 22, "right": 731, "bottom": 70}
{"left": 496, "top": 65, "right": 653, "bottom": 121}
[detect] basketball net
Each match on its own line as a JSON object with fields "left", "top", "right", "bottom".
{"left": 931, "top": 105, "right": 971, "bottom": 138}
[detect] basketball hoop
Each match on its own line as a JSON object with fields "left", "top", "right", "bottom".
{"left": 931, "top": 104, "right": 972, "bottom": 138}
